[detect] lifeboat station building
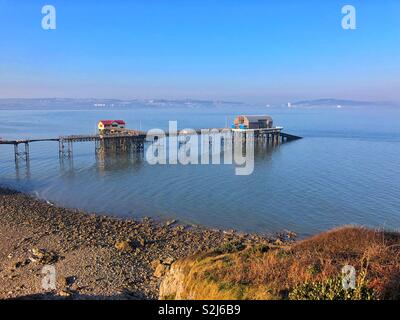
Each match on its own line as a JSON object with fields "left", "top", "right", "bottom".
{"left": 232, "top": 115, "right": 274, "bottom": 130}
{"left": 98, "top": 120, "right": 126, "bottom": 134}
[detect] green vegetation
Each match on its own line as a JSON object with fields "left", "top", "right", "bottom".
{"left": 213, "top": 241, "right": 246, "bottom": 254}
{"left": 289, "top": 276, "right": 375, "bottom": 300}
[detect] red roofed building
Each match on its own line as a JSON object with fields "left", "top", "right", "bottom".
{"left": 98, "top": 120, "right": 126, "bottom": 134}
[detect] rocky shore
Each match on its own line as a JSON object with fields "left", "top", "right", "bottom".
{"left": 0, "top": 187, "right": 272, "bottom": 300}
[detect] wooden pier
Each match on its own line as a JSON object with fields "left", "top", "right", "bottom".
{"left": 0, "top": 127, "right": 302, "bottom": 166}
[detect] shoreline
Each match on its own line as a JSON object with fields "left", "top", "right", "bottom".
{"left": 1, "top": 184, "right": 297, "bottom": 238}
{"left": 0, "top": 187, "right": 271, "bottom": 299}
{"left": 2, "top": 186, "right": 399, "bottom": 300}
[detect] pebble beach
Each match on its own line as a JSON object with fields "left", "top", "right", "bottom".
{"left": 0, "top": 187, "right": 270, "bottom": 299}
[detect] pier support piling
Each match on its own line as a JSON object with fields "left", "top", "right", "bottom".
{"left": 59, "top": 139, "right": 73, "bottom": 159}
{"left": 14, "top": 142, "right": 30, "bottom": 165}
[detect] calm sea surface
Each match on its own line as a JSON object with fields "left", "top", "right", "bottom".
{"left": 1, "top": 105, "right": 399, "bottom": 237}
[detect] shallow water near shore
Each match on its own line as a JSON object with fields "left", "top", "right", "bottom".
{"left": 1, "top": 104, "right": 400, "bottom": 237}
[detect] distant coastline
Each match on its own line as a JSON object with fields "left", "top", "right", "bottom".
{"left": 0, "top": 97, "right": 398, "bottom": 110}
{"left": 0, "top": 98, "right": 246, "bottom": 110}
{"left": 288, "top": 98, "right": 398, "bottom": 109}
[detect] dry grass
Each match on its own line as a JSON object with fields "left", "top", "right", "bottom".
{"left": 161, "top": 226, "right": 400, "bottom": 300}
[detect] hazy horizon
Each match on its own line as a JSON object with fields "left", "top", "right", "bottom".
{"left": 0, "top": 97, "right": 398, "bottom": 108}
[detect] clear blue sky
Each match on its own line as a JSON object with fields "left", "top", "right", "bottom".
{"left": 0, "top": 0, "right": 399, "bottom": 103}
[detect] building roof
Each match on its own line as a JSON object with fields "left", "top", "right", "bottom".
{"left": 99, "top": 120, "right": 126, "bottom": 125}
{"left": 235, "top": 115, "right": 272, "bottom": 122}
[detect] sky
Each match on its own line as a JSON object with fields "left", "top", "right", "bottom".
{"left": 0, "top": 0, "right": 399, "bottom": 104}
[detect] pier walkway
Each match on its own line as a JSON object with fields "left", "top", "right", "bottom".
{"left": 0, "top": 127, "right": 302, "bottom": 164}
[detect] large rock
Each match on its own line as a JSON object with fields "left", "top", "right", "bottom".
{"left": 154, "top": 263, "right": 169, "bottom": 278}
{"left": 115, "top": 240, "right": 132, "bottom": 252}
{"left": 152, "top": 257, "right": 175, "bottom": 278}
{"left": 29, "top": 248, "right": 60, "bottom": 264}
{"left": 159, "top": 260, "right": 187, "bottom": 299}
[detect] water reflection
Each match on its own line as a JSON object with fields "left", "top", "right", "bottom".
{"left": 15, "top": 161, "right": 31, "bottom": 180}
{"left": 59, "top": 157, "right": 74, "bottom": 174}
{"left": 95, "top": 149, "right": 145, "bottom": 173}
{"left": 92, "top": 138, "right": 283, "bottom": 173}
{"left": 254, "top": 142, "right": 279, "bottom": 161}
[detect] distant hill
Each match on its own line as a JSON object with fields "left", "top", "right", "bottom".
{"left": 290, "top": 98, "right": 396, "bottom": 108}
{"left": 0, "top": 98, "right": 245, "bottom": 110}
